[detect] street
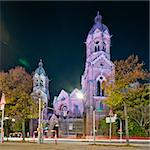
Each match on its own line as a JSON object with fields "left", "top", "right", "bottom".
{"left": 0, "top": 142, "right": 149, "bottom": 150}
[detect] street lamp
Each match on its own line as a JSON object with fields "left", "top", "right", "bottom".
{"left": 76, "top": 91, "right": 84, "bottom": 100}
{"left": 31, "top": 72, "right": 45, "bottom": 144}
{"left": 31, "top": 92, "right": 42, "bottom": 144}
{"left": 38, "top": 97, "right": 42, "bottom": 144}
{"left": 76, "top": 91, "right": 86, "bottom": 138}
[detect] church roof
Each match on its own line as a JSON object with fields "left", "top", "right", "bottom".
{"left": 88, "top": 11, "right": 109, "bottom": 35}
{"left": 35, "top": 59, "right": 46, "bottom": 75}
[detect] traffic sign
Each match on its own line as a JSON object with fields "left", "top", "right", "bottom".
{"left": 106, "top": 116, "right": 116, "bottom": 123}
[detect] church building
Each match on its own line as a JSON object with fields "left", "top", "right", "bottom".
{"left": 52, "top": 11, "right": 115, "bottom": 136}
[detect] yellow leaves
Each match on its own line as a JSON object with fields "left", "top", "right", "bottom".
{"left": 114, "top": 55, "right": 148, "bottom": 85}
{"left": 0, "top": 66, "right": 34, "bottom": 120}
{"left": 106, "top": 54, "right": 149, "bottom": 108}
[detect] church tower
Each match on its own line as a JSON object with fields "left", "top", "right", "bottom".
{"left": 30, "top": 59, "right": 50, "bottom": 136}
{"left": 32, "top": 59, "right": 50, "bottom": 118}
{"left": 81, "top": 12, "right": 115, "bottom": 135}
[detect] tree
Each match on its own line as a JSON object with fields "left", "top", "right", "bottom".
{"left": 127, "top": 83, "right": 150, "bottom": 136}
{"left": 0, "top": 66, "right": 38, "bottom": 140}
{"left": 106, "top": 55, "right": 149, "bottom": 144}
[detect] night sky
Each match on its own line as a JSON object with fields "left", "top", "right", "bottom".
{"left": 0, "top": 1, "right": 149, "bottom": 102}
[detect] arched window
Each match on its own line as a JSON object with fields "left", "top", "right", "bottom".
{"left": 73, "top": 105, "right": 81, "bottom": 118}
{"left": 95, "top": 41, "right": 100, "bottom": 52}
{"left": 102, "top": 81, "right": 105, "bottom": 96}
{"left": 97, "top": 80, "right": 101, "bottom": 96}
{"left": 102, "top": 41, "right": 106, "bottom": 52}
{"left": 97, "top": 45, "right": 100, "bottom": 51}
{"left": 95, "top": 46, "right": 97, "bottom": 52}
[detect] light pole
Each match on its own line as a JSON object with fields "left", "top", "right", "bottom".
{"left": 0, "top": 93, "right": 6, "bottom": 144}
{"left": 109, "top": 109, "right": 113, "bottom": 143}
{"left": 76, "top": 91, "right": 86, "bottom": 138}
{"left": 38, "top": 97, "right": 42, "bottom": 144}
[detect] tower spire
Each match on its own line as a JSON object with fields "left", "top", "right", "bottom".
{"left": 38, "top": 59, "right": 43, "bottom": 68}
{"left": 97, "top": 11, "right": 99, "bottom": 16}
{"left": 94, "top": 11, "right": 102, "bottom": 24}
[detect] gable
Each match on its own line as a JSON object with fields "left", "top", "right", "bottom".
{"left": 91, "top": 54, "right": 114, "bottom": 68}
{"left": 70, "top": 88, "right": 81, "bottom": 98}
{"left": 57, "top": 89, "right": 69, "bottom": 101}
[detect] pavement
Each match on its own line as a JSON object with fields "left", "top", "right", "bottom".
{"left": 2, "top": 137, "right": 150, "bottom": 147}
{"left": 0, "top": 142, "right": 149, "bottom": 150}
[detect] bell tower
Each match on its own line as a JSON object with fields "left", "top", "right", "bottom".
{"left": 81, "top": 12, "right": 115, "bottom": 136}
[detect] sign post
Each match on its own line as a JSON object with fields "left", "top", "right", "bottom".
{"left": 106, "top": 113, "right": 122, "bottom": 144}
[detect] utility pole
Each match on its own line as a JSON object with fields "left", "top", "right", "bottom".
{"left": 1, "top": 107, "right": 4, "bottom": 143}
{"left": 119, "top": 118, "right": 122, "bottom": 143}
{"left": 109, "top": 109, "right": 113, "bottom": 144}
{"left": 0, "top": 93, "right": 6, "bottom": 143}
{"left": 124, "top": 102, "right": 129, "bottom": 145}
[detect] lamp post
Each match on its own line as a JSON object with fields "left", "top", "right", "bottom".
{"left": 109, "top": 109, "right": 113, "bottom": 143}
{"left": 76, "top": 91, "right": 86, "bottom": 138}
{"left": 31, "top": 72, "right": 44, "bottom": 144}
{"left": 38, "top": 97, "right": 42, "bottom": 144}
{"left": 0, "top": 93, "right": 6, "bottom": 144}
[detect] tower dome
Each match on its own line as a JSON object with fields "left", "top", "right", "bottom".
{"left": 88, "top": 11, "right": 109, "bottom": 35}
{"left": 35, "top": 59, "right": 46, "bottom": 75}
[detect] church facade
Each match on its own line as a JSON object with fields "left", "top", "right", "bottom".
{"left": 52, "top": 12, "right": 115, "bottom": 136}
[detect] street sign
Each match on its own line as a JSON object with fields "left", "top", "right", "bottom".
{"left": 69, "top": 123, "right": 73, "bottom": 130}
{"left": 106, "top": 117, "right": 116, "bottom": 123}
{"left": 97, "top": 108, "right": 102, "bottom": 112}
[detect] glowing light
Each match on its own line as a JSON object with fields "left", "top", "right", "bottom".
{"left": 19, "top": 58, "right": 30, "bottom": 67}
{"left": 76, "top": 91, "right": 84, "bottom": 99}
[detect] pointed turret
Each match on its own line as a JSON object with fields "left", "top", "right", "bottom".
{"left": 86, "top": 11, "right": 111, "bottom": 58}
{"left": 35, "top": 59, "right": 46, "bottom": 75}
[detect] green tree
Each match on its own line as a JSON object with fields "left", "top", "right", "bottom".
{"left": 127, "top": 84, "right": 150, "bottom": 136}
{"left": 106, "top": 55, "right": 149, "bottom": 144}
{"left": 0, "top": 66, "right": 38, "bottom": 140}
